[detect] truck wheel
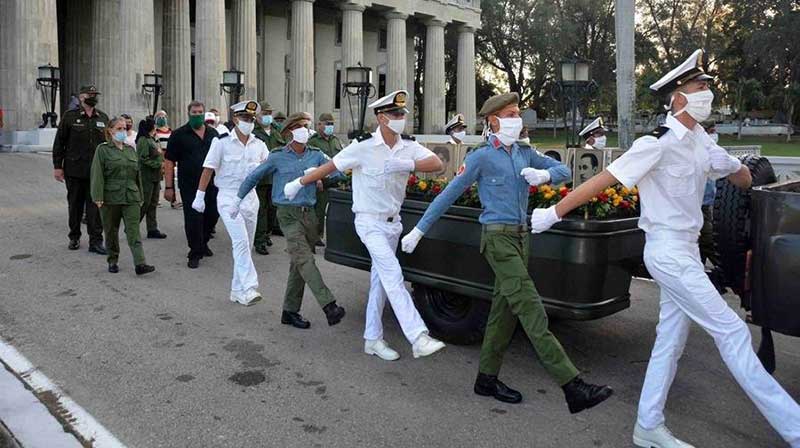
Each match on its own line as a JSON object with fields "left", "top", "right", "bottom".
{"left": 757, "top": 327, "right": 776, "bottom": 374}
{"left": 712, "top": 155, "right": 776, "bottom": 303}
{"left": 411, "top": 283, "right": 490, "bottom": 345}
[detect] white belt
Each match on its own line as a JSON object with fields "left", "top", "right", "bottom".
{"left": 356, "top": 212, "right": 401, "bottom": 223}
{"left": 646, "top": 231, "right": 699, "bottom": 243}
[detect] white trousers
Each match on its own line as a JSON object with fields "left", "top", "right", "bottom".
{"left": 354, "top": 214, "right": 428, "bottom": 344}
{"left": 216, "top": 189, "right": 259, "bottom": 298}
{"left": 639, "top": 236, "right": 800, "bottom": 447}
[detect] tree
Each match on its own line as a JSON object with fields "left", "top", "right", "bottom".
{"left": 731, "top": 78, "right": 764, "bottom": 139}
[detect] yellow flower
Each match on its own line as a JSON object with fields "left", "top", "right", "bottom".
{"left": 613, "top": 196, "right": 621, "bottom": 206}
{"left": 620, "top": 187, "right": 630, "bottom": 196}
{"left": 590, "top": 197, "right": 598, "bottom": 203}
{"left": 632, "top": 186, "right": 639, "bottom": 194}
{"left": 418, "top": 180, "right": 428, "bottom": 191}
{"left": 544, "top": 191, "right": 555, "bottom": 200}
{"left": 540, "top": 184, "right": 551, "bottom": 193}
{"left": 605, "top": 187, "right": 616, "bottom": 196}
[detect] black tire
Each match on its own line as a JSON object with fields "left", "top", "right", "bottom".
{"left": 411, "top": 283, "right": 489, "bottom": 345}
{"left": 712, "top": 155, "right": 776, "bottom": 304}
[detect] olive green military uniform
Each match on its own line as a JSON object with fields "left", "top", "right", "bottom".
{"left": 136, "top": 136, "right": 163, "bottom": 233}
{"left": 253, "top": 123, "right": 286, "bottom": 248}
{"left": 90, "top": 142, "right": 146, "bottom": 266}
{"left": 52, "top": 105, "right": 109, "bottom": 245}
{"left": 306, "top": 132, "right": 343, "bottom": 240}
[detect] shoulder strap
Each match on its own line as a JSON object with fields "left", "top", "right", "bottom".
{"left": 400, "top": 133, "right": 416, "bottom": 141}
{"left": 650, "top": 126, "right": 670, "bottom": 139}
{"left": 355, "top": 132, "right": 372, "bottom": 142}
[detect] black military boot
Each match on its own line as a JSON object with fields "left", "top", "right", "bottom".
{"left": 147, "top": 230, "right": 167, "bottom": 239}
{"left": 474, "top": 373, "right": 523, "bottom": 404}
{"left": 281, "top": 311, "right": 311, "bottom": 329}
{"left": 323, "top": 302, "right": 345, "bottom": 326}
{"left": 88, "top": 242, "right": 107, "bottom": 255}
{"left": 265, "top": 236, "right": 273, "bottom": 247}
{"left": 203, "top": 246, "right": 214, "bottom": 257}
{"left": 108, "top": 264, "right": 119, "bottom": 273}
{"left": 254, "top": 243, "right": 269, "bottom": 255}
{"left": 562, "top": 377, "right": 613, "bottom": 414}
{"left": 68, "top": 239, "right": 80, "bottom": 250}
{"left": 135, "top": 264, "right": 155, "bottom": 276}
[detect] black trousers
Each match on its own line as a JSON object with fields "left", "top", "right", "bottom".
{"left": 180, "top": 186, "right": 219, "bottom": 259}
{"left": 65, "top": 176, "right": 103, "bottom": 244}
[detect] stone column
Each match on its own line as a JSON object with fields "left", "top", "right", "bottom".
{"left": 340, "top": 3, "right": 364, "bottom": 134}
{"left": 231, "top": 0, "right": 257, "bottom": 101}
{"left": 62, "top": 0, "right": 93, "bottom": 109}
{"left": 90, "top": 0, "right": 125, "bottom": 117}
{"left": 289, "top": 0, "right": 315, "bottom": 117}
{"left": 457, "top": 26, "right": 477, "bottom": 134}
{"left": 162, "top": 0, "right": 192, "bottom": 126}
{"left": 195, "top": 0, "right": 227, "bottom": 114}
{"left": 615, "top": 0, "right": 635, "bottom": 150}
{"left": 0, "top": 0, "right": 60, "bottom": 131}
{"left": 423, "top": 19, "right": 446, "bottom": 134}
{"left": 386, "top": 11, "right": 408, "bottom": 131}
{"left": 120, "top": 0, "right": 156, "bottom": 120}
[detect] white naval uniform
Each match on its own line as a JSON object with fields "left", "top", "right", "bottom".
{"left": 203, "top": 132, "right": 269, "bottom": 301}
{"left": 608, "top": 113, "right": 800, "bottom": 446}
{"left": 333, "top": 130, "right": 435, "bottom": 344}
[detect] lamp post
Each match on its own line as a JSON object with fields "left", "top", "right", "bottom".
{"left": 141, "top": 71, "right": 164, "bottom": 117}
{"left": 555, "top": 56, "right": 596, "bottom": 148}
{"left": 36, "top": 64, "right": 60, "bottom": 128}
{"left": 220, "top": 69, "right": 245, "bottom": 120}
{"left": 343, "top": 63, "right": 375, "bottom": 140}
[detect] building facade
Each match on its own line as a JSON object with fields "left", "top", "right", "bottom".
{"left": 0, "top": 0, "right": 481, "bottom": 137}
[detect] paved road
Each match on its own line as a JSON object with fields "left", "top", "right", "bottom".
{"left": 0, "top": 152, "right": 797, "bottom": 448}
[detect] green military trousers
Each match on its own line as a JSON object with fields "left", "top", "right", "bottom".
{"left": 101, "top": 204, "right": 146, "bottom": 266}
{"left": 478, "top": 226, "right": 579, "bottom": 386}
{"left": 276, "top": 205, "right": 335, "bottom": 312}
{"left": 315, "top": 189, "right": 328, "bottom": 241}
{"left": 254, "top": 183, "right": 272, "bottom": 247}
{"left": 140, "top": 181, "right": 160, "bottom": 232}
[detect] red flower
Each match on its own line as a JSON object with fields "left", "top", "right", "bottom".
{"left": 407, "top": 174, "right": 417, "bottom": 186}
{"left": 620, "top": 200, "right": 630, "bottom": 209}
{"left": 432, "top": 184, "right": 442, "bottom": 194}
{"left": 598, "top": 192, "right": 609, "bottom": 203}
{"left": 559, "top": 188, "right": 569, "bottom": 198}
{"left": 529, "top": 185, "right": 538, "bottom": 194}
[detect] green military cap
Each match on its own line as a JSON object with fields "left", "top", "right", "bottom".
{"left": 318, "top": 112, "right": 335, "bottom": 123}
{"left": 79, "top": 85, "right": 101, "bottom": 95}
{"left": 274, "top": 111, "right": 287, "bottom": 120}
{"left": 284, "top": 112, "right": 312, "bottom": 130}
{"left": 259, "top": 101, "right": 272, "bottom": 112}
{"left": 478, "top": 92, "right": 519, "bottom": 117}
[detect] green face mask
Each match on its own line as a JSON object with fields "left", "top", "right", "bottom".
{"left": 188, "top": 114, "right": 204, "bottom": 129}
{"left": 273, "top": 121, "right": 283, "bottom": 131}
{"left": 156, "top": 117, "right": 167, "bottom": 127}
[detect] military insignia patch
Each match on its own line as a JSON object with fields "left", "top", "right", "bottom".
{"left": 395, "top": 92, "right": 407, "bottom": 107}
{"left": 457, "top": 163, "right": 466, "bottom": 176}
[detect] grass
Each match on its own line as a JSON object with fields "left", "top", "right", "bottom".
{"left": 531, "top": 130, "right": 800, "bottom": 157}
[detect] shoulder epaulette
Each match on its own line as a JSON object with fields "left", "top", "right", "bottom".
{"left": 355, "top": 132, "right": 372, "bottom": 142}
{"left": 217, "top": 132, "right": 229, "bottom": 139}
{"left": 306, "top": 145, "right": 320, "bottom": 151}
{"left": 650, "top": 126, "right": 669, "bottom": 139}
{"left": 400, "top": 133, "right": 416, "bottom": 141}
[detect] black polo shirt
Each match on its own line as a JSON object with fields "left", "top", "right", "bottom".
{"left": 165, "top": 124, "right": 219, "bottom": 192}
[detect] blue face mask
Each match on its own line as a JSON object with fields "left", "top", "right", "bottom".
{"left": 324, "top": 124, "right": 335, "bottom": 136}
{"left": 113, "top": 131, "right": 127, "bottom": 143}
{"left": 261, "top": 115, "right": 273, "bottom": 126}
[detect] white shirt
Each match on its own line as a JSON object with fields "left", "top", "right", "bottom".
{"left": 125, "top": 132, "right": 137, "bottom": 147}
{"left": 215, "top": 124, "right": 230, "bottom": 136}
{"left": 607, "top": 113, "right": 739, "bottom": 236}
{"left": 333, "top": 130, "right": 436, "bottom": 216}
{"left": 203, "top": 132, "right": 269, "bottom": 190}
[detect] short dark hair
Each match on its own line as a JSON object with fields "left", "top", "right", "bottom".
{"left": 187, "top": 100, "right": 205, "bottom": 114}
{"left": 120, "top": 113, "right": 132, "bottom": 120}
{"left": 581, "top": 153, "right": 599, "bottom": 168}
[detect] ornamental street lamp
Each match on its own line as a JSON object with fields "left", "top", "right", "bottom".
{"left": 36, "top": 64, "right": 60, "bottom": 128}
{"left": 141, "top": 71, "right": 164, "bottom": 117}
{"left": 343, "top": 63, "right": 376, "bottom": 139}
{"left": 554, "top": 55, "right": 597, "bottom": 148}
{"left": 220, "top": 69, "right": 245, "bottom": 118}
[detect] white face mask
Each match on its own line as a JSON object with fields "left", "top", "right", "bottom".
{"left": 237, "top": 120, "right": 254, "bottom": 136}
{"left": 494, "top": 117, "right": 524, "bottom": 146}
{"left": 452, "top": 130, "right": 466, "bottom": 142}
{"left": 518, "top": 137, "right": 530, "bottom": 145}
{"left": 387, "top": 118, "right": 406, "bottom": 135}
{"left": 291, "top": 127, "right": 310, "bottom": 144}
{"left": 675, "top": 90, "right": 714, "bottom": 122}
{"left": 592, "top": 135, "right": 607, "bottom": 149}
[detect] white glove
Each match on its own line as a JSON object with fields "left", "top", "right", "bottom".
{"left": 384, "top": 158, "right": 416, "bottom": 174}
{"left": 530, "top": 206, "right": 561, "bottom": 234}
{"left": 304, "top": 167, "right": 317, "bottom": 176}
{"left": 401, "top": 227, "right": 425, "bottom": 254}
{"left": 520, "top": 168, "right": 551, "bottom": 186}
{"left": 283, "top": 178, "right": 304, "bottom": 201}
{"left": 228, "top": 197, "right": 242, "bottom": 219}
{"left": 708, "top": 146, "right": 742, "bottom": 175}
{"left": 191, "top": 190, "right": 206, "bottom": 213}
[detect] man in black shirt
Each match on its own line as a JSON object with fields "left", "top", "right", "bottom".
{"left": 164, "top": 101, "right": 220, "bottom": 268}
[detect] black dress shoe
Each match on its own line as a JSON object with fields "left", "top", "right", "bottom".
{"left": 135, "top": 264, "right": 155, "bottom": 276}
{"left": 254, "top": 244, "right": 269, "bottom": 255}
{"left": 281, "top": 311, "right": 311, "bottom": 329}
{"left": 272, "top": 228, "right": 284, "bottom": 237}
{"left": 315, "top": 240, "right": 326, "bottom": 247}
{"left": 562, "top": 377, "right": 613, "bottom": 414}
{"left": 265, "top": 236, "right": 273, "bottom": 247}
{"left": 187, "top": 257, "right": 200, "bottom": 269}
{"left": 203, "top": 246, "right": 214, "bottom": 257}
{"left": 68, "top": 239, "right": 80, "bottom": 250}
{"left": 147, "top": 230, "right": 167, "bottom": 239}
{"left": 88, "top": 244, "right": 107, "bottom": 255}
{"left": 322, "top": 301, "right": 345, "bottom": 326}
{"left": 474, "top": 373, "right": 523, "bottom": 404}
{"left": 108, "top": 264, "right": 119, "bottom": 273}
